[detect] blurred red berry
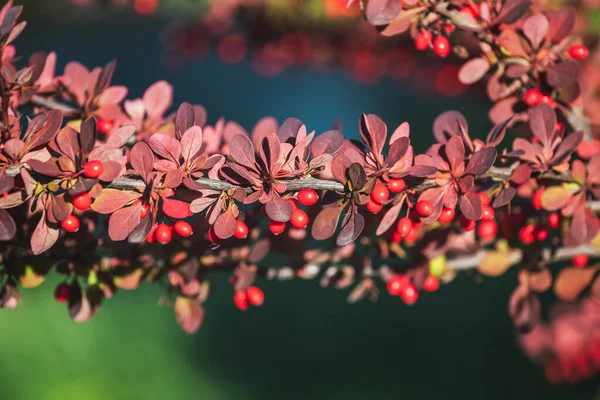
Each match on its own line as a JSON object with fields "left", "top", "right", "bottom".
{"left": 433, "top": 36, "right": 450, "bottom": 58}
{"left": 174, "top": 220, "right": 193, "bottom": 237}
{"left": 416, "top": 200, "right": 434, "bottom": 217}
{"left": 297, "top": 189, "right": 318, "bottom": 206}
{"left": 438, "top": 208, "right": 455, "bottom": 224}
{"left": 387, "top": 178, "right": 406, "bottom": 193}
{"left": 61, "top": 215, "right": 80, "bottom": 232}
{"left": 269, "top": 220, "right": 286, "bottom": 235}
{"left": 423, "top": 275, "right": 439, "bottom": 292}
{"left": 234, "top": 290, "right": 248, "bottom": 310}
{"left": 519, "top": 224, "right": 536, "bottom": 244}
{"left": 246, "top": 286, "right": 264, "bottom": 306}
{"left": 541, "top": 95, "right": 555, "bottom": 107}
{"left": 524, "top": 89, "right": 543, "bottom": 106}
{"left": 54, "top": 283, "right": 70, "bottom": 303}
{"left": 72, "top": 192, "right": 92, "bottom": 211}
{"left": 387, "top": 275, "right": 408, "bottom": 296}
{"left": 532, "top": 189, "right": 544, "bottom": 210}
{"left": 568, "top": 44, "right": 589, "bottom": 60}
{"left": 460, "top": 215, "right": 476, "bottom": 231}
{"left": 371, "top": 183, "right": 389, "bottom": 204}
{"left": 400, "top": 283, "right": 419, "bottom": 304}
{"left": 535, "top": 226, "right": 549, "bottom": 241}
{"left": 366, "top": 199, "right": 383, "bottom": 214}
{"left": 572, "top": 254, "right": 589, "bottom": 268}
{"left": 146, "top": 225, "right": 157, "bottom": 243}
{"left": 140, "top": 203, "right": 150, "bottom": 218}
{"left": 396, "top": 217, "right": 413, "bottom": 237}
{"left": 155, "top": 223, "right": 172, "bottom": 244}
{"left": 415, "top": 31, "right": 432, "bottom": 51}
{"left": 481, "top": 205, "right": 495, "bottom": 221}
{"left": 234, "top": 220, "right": 249, "bottom": 239}
{"left": 390, "top": 230, "right": 402, "bottom": 244}
{"left": 478, "top": 220, "right": 498, "bottom": 240}
{"left": 405, "top": 225, "right": 419, "bottom": 242}
{"left": 208, "top": 226, "right": 219, "bottom": 243}
{"left": 97, "top": 118, "right": 114, "bottom": 134}
{"left": 548, "top": 212, "right": 560, "bottom": 229}
{"left": 290, "top": 209, "right": 309, "bottom": 229}
{"left": 83, "top": 160, "right": 104, "bottom": 179}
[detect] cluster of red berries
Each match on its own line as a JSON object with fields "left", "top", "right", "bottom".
{"left": 387, "top": 274, "right": 439, "bottom": 304}
{"left": 146, "top": 221, "right": 194, "bottom": 244}
{"left": 207, "top": 219, "right": 249, "bottom": 243}
{"left": 269, "top": 188, "right": 318, "bottom": 235}
{"left": 97, "top": 118, "right": 114, "bottom": 135}
{"left": 523, "top": 89, "right": 556, "bottom": 107}
{"left": 414, "top": 31, "right": 450, "bottom": 58}
{"left": 233, "top": 286, "right": 264, "bottom": 310}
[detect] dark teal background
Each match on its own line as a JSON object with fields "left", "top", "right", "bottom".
{"left": 0, "top": 8, "right": 597, "bottom": 399}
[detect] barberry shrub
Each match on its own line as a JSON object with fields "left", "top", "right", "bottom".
{"left": 0, "top": 0, "right": 598, "bottom": 384}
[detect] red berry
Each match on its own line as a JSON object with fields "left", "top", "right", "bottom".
{"left": 54, "top": 283, "right": 70, "bottom": 303}
{"left": 390, "top": 230, "right": 402, "bottom": 244}
{"left": 387, "top": 275, "right": 409, "bottom": 296}
{"left": 519, "top": 224, "right": 536, "bottom": 244}
{"left": 387, "top": 178, "right": 406, "bottom": 193}
{"left": 548, "top": 212, "right": 560, "bottom": 229}
{"left": 568, "top": 44, "right": 589, "bottom": 60}
{"left": 155, "top": 223, "right": 172, "bottom": 244}
{"left": 415, "top": 31, "right": 432, "bottom": 51}
{"left": 400, "top": 283, "right": 419, "bottom": 305}
{"left": 438, "top": 208, "right": 456, "bottom": 224}
{"left": 140, "top": 203, "right": 150, "bottom": 218}
{"left": 234, "top": 220, "right": 249, "bottom": 239}
{"left": 535, "top": 226, "right": 549, "bottom": 241}
{"left": 573, "top": 254, "right": 589, "bottom": 268}
{"left": 246, "top": 286, "right": 264, "bottom": 306}
{"left": 366, "top": 199, "right": 383, "bottom": 214}
{"left": 478, "top": 192, "right": 491, "bottom": 206}
{"left": 396, "top": 217, "right": 413, "bottom": 238}
{"left": 460, "top": 5, "right": 479, "bottom": 18}
{"left": 459, "top": 215, "right": 476, "bottom": 231}
{"left": 83, "top": 160, "right": 104, "bottom": 179}
{"left": 477, "top": 220, "right": 498, "bottom": 240}
{"left": 286, "top": 198, "right": 299, "bottom": 212}
{"left": 269, "top": 220, "right": 286, "bottom": 235}
{"left": 72, "top": 192, "right": 92, "bottom": 211}
{"left": 61, "top": 215, "right": 80, "bottom": 232}
{"left": 532, "top": 189, "right": 543, "bottom": 210}
{"left": 405, "top": 225, "right": 419, "bottom": 242}
{"left": 208, "top": 226, "right": 219, "bottom": 243}
{"left": 524, "top": 89, "right": 543, "bottom": 106}
{"left": 555, "top": 122, "right": 564, "bottom": 132}
{"left": 481, "top": 205, "right": 495, "bottom": 221}
{"left": 297, "top": 189, "right": 318, "bottom": 206}
{"left": 97, "top": 118, "right": 114, "bottom": 134}
{"left": 174, "top": 220, "right": 193, "bottom": 237}
{"left": 416, "top": 200, "right": 434, "bottom": 217}
{"left": 371, "top": 183, "right": 389, "bottom": 204}
{"left": 541, "top": 95, "right": 555, "bottom": 107}
{"left": 234, "top": 290, "right": 248, "bottom": 310}
{"left": 146, "top": 225, "right": 157, "bottom": 243}
{"left": 444, "top": 24, "right": 455, "bottom": 33}
{"left": 433, "top": 36, "right": 450, "bottom": 58}
{"left": 423, "top": 275, "right": 439, "bottom": 292}
{"left": 290, "top": 209, "right": 309, "bottom": 229}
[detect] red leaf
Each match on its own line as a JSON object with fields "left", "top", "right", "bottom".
{"left": 464, "top": 147, "right": 497, "bottom": 175}
{"left": 108, "top": 204, "right": 142, "bottom": 241}
{"left": 55, "top": 127, "right": 80, "bottom": 163}
{"left": 311, "top": 130, "right": 343, "bottom": 157}
{"left": 143, "top": 80, "right": 173, "bottom": 119}
{"left": 433, "top": 111, "right": 468, "bottom": 144}
{"left": 162, "top": 198, "right": 192, "bottom": 219}
{"left": 149, "top": 133, "right": 182, "bottom": 164}
{"left": 547, "top": 8, "right": 576, "bottom": 42}
{"left": 229, "top": 134, "right": 256, "bottom": 170}
{"left": 105, "top": 125, "right": 136, "bottom": 148}
{"left": 458, "top": 58, "right": 490, "bottom": 85}
{"left": 31, "top": 213, "right": 59, "bottom": 255}
{"left": 445, "top": 136, "right": 465, "bottom": 174}
{"left": 522, "top": 14, "right": 549, "bottom": 49}
{"left": 337, "top": 211, "right": 364, "bottom": 247}
{"left": 92, "top": 188, "right": 142, "bottom": 214}
{"left": 0, "top": 208, "right": 16, "bottom": 240}
{"left": 569, "top": 207, "right": 599, "bottom": 245}
{"left": 175, "top": 297, "right": 204, "bottom": 334}
{"left": 264, "top": 194, "right": 292, "bottom": 222}
{"left": 130, "top": 142, "right": 154, "bottom": 182}
{"left": 175, "top": 102, "right": 195, "bottom": 137}
{"left": 359, "top": 114, "right": 387, "bottom": 159}
{"left": 213, "top": 207, "right": 237, "bottom": 239}
{"left": 550, "top": 131, "right": 583, "bottom": 166}
{"left": 376, "top": 200, "right": 402, "bottom": 235}
{"left": 365, "top": 0, "right": 402, "bottom": 25}
{"left": 459, "top": 192, "right": 482, "bottom": 221}
{"left": 312, "top": 206, "right": 342, "bottom": 240}
{"left": 529, "top": 105, "right": 556, "bottom": 146}
{"left": 181, "top": 126, "right": 203, "bottom": 163}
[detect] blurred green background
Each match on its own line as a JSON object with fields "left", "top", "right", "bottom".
{"left": 0, "top": 2, "right": 598, "bottom": 399}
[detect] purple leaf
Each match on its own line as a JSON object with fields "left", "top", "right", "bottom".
{"left": 492, "top": 187, "right": 517, "bottom": 207}
{"left": 149, "top": 133, "right": 182, "bottom": 164}
{"left": 337, "top": 211, "right": 364, "bottom": 246}
{"left": 130, "top": 142, "right": 154, "bottom": 183}
{"left": 365, "top": 0, "right": 402, "bottom": 25}
{"left": 550, "top": 131, "right": 583, "bottom": 166}
{"left": 213, "top": 207, "right": 237, "bottom": 239}
{"left": 523, "top": 14, "right": 549, "bottom": 49}
{"left": 264, "top": 195, "right": 292, "bottom": 222}
{"left": 311, "top": 130, "right": 343, "bottom": 156}
{"left": 31, "top": 213, "right": 59, "bottom": 255}
{"left": 0, "top": 209, "right": 16, "bottom": 240}
{"left": 108, "top": 203, "right": 142, "bottom": 241}
{"left": 91, "top": 189, "right": 142, "bottom": 214}
{"left": 459, "top": 192, "right": 482, "bottom": 221}
{"left": 458, "top": 58, "right": 490, "bottom": 85}
{"left": 229, "top": 134, "right": 256, "bottom": 170}
{"left": 529, "top": 104, "right": 556, "bottom": 146}
{"left": 464, "top": 147, "right": 497, "bottom": 175}
{"left": 433, "top": 111, "right": 468, "bottom": 143}
{"left": 445, "top": 136, "right": 465, "bottom": 174}
{"left": 312, "top": 206, "right": 343, "bottom": 240}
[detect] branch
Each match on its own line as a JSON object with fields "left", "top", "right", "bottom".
{"left": 30, "top": 95, "right": 79, "bottom": 116}
{"left": 447, "top": 245, "right": 600, "bottom": 271}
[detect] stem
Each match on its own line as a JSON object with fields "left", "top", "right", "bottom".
{"left": 30, "top": 95, "right": 80, "bottom": 116}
